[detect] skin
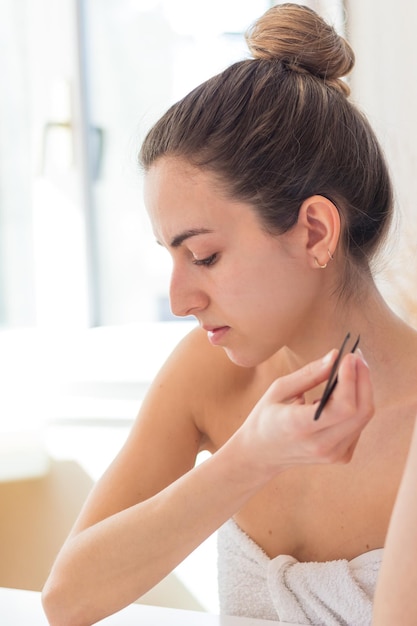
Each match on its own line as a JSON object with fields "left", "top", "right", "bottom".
{"left": 372, "top": 417, "right": 417, "bottom": 626}
{"left": 42, "top": 157, "right": 417, "bottom": 626}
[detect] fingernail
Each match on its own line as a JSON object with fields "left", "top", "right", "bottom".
{"left": 322, "top": 350, "right": 334, "bottom": 365}
{"left": 357, "top": 348, "right": 369, "bottom": 366}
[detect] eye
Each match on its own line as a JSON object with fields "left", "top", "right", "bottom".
{"left": 192, "top": 253, "right": 218, "bottom": 267}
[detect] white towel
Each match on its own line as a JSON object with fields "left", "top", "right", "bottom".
{"left": 217, "top": 518, "right": 383, "bottom": 625}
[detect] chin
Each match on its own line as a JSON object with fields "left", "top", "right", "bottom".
{"left": 223, "top": 347, "right": 266, "bottom": 369}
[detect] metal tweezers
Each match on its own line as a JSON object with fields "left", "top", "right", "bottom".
{"left": 314, "top": 332, "right": 360, "bottom": 420}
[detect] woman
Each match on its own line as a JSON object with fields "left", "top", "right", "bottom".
{"left": 42, "top": 4, "right": 417, "bottom": 625}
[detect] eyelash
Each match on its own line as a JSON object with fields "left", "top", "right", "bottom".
{"left": 192, "top": 253, "right": 218, "bottom": 267}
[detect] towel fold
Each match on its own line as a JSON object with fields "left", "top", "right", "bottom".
{"left": 217, "top": 518, "right": 383, "bottom": 625}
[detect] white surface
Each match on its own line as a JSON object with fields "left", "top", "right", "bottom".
{"left": 0, "top": 587, "right": 296, "bottom": 625}
{"left": 0, "top": 322, "right": 197, "bottom": 428}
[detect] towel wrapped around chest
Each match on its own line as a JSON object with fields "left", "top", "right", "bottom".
{"left": 217, "top": 518, "right": 383, "bottom": 625}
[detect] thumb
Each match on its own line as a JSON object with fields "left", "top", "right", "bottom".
{"left": 269, "top": 350, "right": 338, "bottom": 403}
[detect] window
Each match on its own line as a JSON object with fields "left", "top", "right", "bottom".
{"left": 0, "top": 0, "right": 275, "bottom": 329}
{"left": 1, "top": 0, "right": 346, "bottom": 328}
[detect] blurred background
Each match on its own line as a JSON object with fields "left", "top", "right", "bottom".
{"left": 0, "top": 0, "right": 416, "bottom": 613}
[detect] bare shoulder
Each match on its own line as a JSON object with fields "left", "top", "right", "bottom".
{"left": 140, "top": 326, "right": 259, "bottom": 449}
{"left": 124, "top": 327, "right": 252, "bottom": 467}
{"left": 142, "top": 326, "right": 254, "bottom": 421}
{"left": 70, "top": 327, "right": 250, "bottom": 531}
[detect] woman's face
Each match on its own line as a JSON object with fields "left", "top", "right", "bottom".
{"left": 144, "top": 157, "right": 320, "bottom": 367}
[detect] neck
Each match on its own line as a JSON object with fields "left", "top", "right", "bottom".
{"left": 277, "top": 282, "right": 417, "bottom": 407}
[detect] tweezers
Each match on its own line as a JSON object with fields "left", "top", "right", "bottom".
{"left": 313, "top": 332, "right": 360, "bottom": 420}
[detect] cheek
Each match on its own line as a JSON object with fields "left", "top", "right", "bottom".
{"left": 239, "top": 260, "right": 317, "bottom": 334}
{"left": 237, "top": 259, "right": 296, "bottom": 304}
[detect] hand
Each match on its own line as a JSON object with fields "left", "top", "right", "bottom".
{"left": 238, "top": 350, "right": 374, "bottom": 479}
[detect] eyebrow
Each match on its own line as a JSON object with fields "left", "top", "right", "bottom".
{"left": 168, "top": 228, "right": 214, "bottom": 248}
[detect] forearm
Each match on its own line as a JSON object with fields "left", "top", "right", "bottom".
{"left": 42, "top": 432, "right": 269, "bottom": 626}
{"left": 372, "top": 420, "right": 417, "bottom": 626}
{"left": 42, "top": 350, "right": 371, "bottom": 626}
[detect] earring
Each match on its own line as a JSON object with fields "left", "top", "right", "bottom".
{"left": 314, "top": 257, "right": 328, "bottom": 269}
{"left": 315, "top": 249, "right": 335, "bottom": 269}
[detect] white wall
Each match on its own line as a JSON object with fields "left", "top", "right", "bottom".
{"left": 346, "top": 1, "right": 417, "bottom": 325}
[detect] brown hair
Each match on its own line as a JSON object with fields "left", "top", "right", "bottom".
{"left": 140, "top": 3, "right": 393, "bottom": 279}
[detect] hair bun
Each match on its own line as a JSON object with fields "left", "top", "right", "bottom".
{"left": 245, "top": 3, "right": 354, "bottom": 95}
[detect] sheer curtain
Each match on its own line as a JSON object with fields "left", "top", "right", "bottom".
{"left": 0, "top": 3, "right": 36, "bottom": 326}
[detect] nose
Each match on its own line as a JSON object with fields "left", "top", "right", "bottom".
{"left": 169, "top": 264, "right": 209, "bottom": 318}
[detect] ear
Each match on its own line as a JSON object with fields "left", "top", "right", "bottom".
{"left": 297, "top": 195, "right": 341, "bottom": 268}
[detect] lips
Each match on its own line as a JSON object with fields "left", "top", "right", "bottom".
{"left": 203, "top": 325, "right": 230, "bottom": 345}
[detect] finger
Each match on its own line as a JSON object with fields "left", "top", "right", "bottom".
{"left": 269, "top": 350, "right": 338, "bottom": 403}
{"left": 323, "top": 351, "right": 358, "bottom": 416}
{"left": 355, "top": 355, "right": 374, "bottom": 421}
{"left": 289, "top": 394, "right": 306, "bottom": 405}
{"left": 317, "top": 429, "right": 362, "bottom": 465}
{"left": 311, "top": 354, "right": 373, "bottom": 455}
{"left": 330, "top": 352, "right": 373, "bottom": 423}
{"left": 280, "top": 402, "right": 364, "bottom": 465}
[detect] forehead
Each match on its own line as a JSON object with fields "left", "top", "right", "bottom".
{"left": 143, "top": 157, "right": 253, "bottom": 246}
{"left": 144, "top": 157, "right": 204, "bottom": 210}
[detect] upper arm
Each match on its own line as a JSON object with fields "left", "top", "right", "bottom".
{"left": 372, "top": 418, "right": 417, "bottom": 625}
{"left": 69, "top": 327, "right": 209, "bottom": 534}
